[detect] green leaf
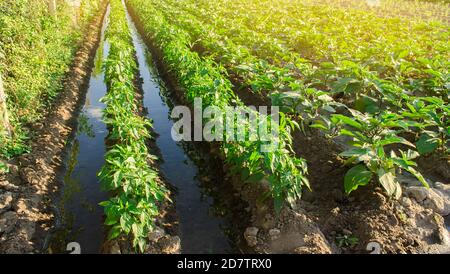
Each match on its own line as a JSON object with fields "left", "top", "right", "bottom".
{"left": 105, "top": 215, "right": 118, "bottom": 226}
{"left": 0, "top": 162, "right": 9, "bottom": 174}
{"left": 377, "top": 169, "right": 400, "bottom": 199}
{"left": 322, "top": 105, "right": 336, "bottom": 113}
{"left": 378, "top": 136, "right": 414, "bottom": 147}
{"left": 108, "top": 225, "right": 122, "bottom": 240}
{"left": 333, "top": 114, "right": 363, "bottom": 129}
{"left": 392, "top": 158, "right": 410, "bottom": 170}
{"left": 340, "top": 128, "right": 356, "bottom": 137}
{"left": 274, "top": 198, "right": 283, "bottom": 215}
{"left": 340, "top": 148, "right": 370, "bottom": 158}
{"left": 354, "top": 95, "right": 379, "bottom": 114}
{"left": 407, "top": 167, "right": 429, "bottom": 188}
{"left": 120, "top": 214, "right": 132, "bottom": 233}
{"left": 99, "top": 201, "right": 110, "bottom": 207}
{"left": 310, "top": 123, "right": 328, "bottom": 130}
{"left": 137, "top": 237, "right": 147, "bottom": 253}
{"left": 344, "top": 164, "right": 372, "bottom": 194}
{"left": 415, "top": 133, "right": 438, "bottom": 155}
{"left": 320, "top": 62, "right": 335, "bottom": 69}
{"left": 393, "top": 180, "right": 402, "bottom": 200}
{"left": 131, "top": 223, "right": 142, "bottom": 238}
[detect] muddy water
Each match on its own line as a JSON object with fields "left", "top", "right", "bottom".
{"left": 124, "top": 7, "right": 237, "bottom": 254}
{"left": 48, "top": 6, "right": 110, "bottom": 254}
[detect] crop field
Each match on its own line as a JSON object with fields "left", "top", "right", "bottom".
{"left": 0, "top": 0, "right": 449, "bottom": 257}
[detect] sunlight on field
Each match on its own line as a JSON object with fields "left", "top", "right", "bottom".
{"left": 1, "top": 0, "right": 449, "bottom": 255}
{"left": 304, "top": 0, "right": 449, "bottom": 23}
{"left": 366, "top": 0, "right": 380, "bottom": 7}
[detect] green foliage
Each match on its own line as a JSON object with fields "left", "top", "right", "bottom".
{"left": 99, "top": 0, "right": 168, "bottom": 253}
{"left": 336, "top": 234, "right": 359, "bottom": 248}
{"left": 402, "top": 97, "right": 450, "bottom": 156}
{"left": 0, "top": 160, "right": 9, "bottom": 174}
{"left": 344, "top": 164, "right": 372, "bottom": 194}
{"left": 0, "top": 128, "right": 30, "bottom": 159}
{"left": 78, "top": 113, "right": 95, "bottom": 138}
{"left": 138, "top": 0, "right": 447, "bottom": 198}
{"left": 0, "top": 0, "right": 101, "bottom": 158}
{"left": 128, "top": 0, "right": 310, "bottom": 212}
{"left": 318, "top": 109, "right": 429, "bottom": 197}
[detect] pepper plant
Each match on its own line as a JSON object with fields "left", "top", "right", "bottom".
{"left": 315, "top": 109, "right": 429, "bottom": 198}
{"left": 99, "top": 0, "right": 169, "bottom": 252}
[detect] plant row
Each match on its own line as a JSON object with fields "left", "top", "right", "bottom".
{"left": 301, "top": 0, "right": 450, "bottom": 23}
{"left": 189, "top": 0, "right": 448, "bottom": 99}
{"left": 0, "top": 0, "right": 103, "bottom": 158}
{"left": 127, "top": 0, "right": 310, "bottom": 212}
{"left": 98, "top": 0, "right": 168, "bottom": 252}
{"left": 144, "top": 0, "right": 448, "bottom": 198}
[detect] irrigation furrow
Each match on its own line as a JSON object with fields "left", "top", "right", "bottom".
{"left": 47, "top": 4, "right": 111, "bottom": 254}
{"left": 123, "top": 3, "right": 241, "bottom": 253}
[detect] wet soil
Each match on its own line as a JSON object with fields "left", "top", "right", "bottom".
{"left": 2, "top": 0, "right": 447, "bottom": 254}
{"left": 124, "top": 1, "right": 253, "bottom": 254}
{"left": 124, "top": 0, "right": 450, "bottom": 254}
{"left": 45, "top": 5, "right": 111, "bottom": 254}
{"left": 126, "top": 0, "right": 450, "bottom": 253}
{"left": 102, "top": 3, "right": 251, "bottom": 254}
{"left": 0, "top": 1, "right": 109, "bottom": 254}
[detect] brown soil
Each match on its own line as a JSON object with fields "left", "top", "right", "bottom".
{"left": 0, "top": 1, "right": 108, "bottom": 254}
{"left": 235, "top": 127, "right": 449, "bottom": 254}
{"left": 289, "top": 130, "right": 438, "bottom": 253}
{"left": 216, "top": 125, "right": 449, "bottom": 254}
{"left": 186, "top": 21, "right": 450, "bottom": 254}
{"left": 122, "top": 1, "right": 450, "bottom": 254}
{"left": 190, "top": 25, "right": 450, "bottom": 255}
{"left": 417, "top": 154, "right": 450, "bottom": 183}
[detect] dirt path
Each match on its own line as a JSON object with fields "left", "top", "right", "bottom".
{"left": 0, "top": 1, "right": 108, "bottom": 254}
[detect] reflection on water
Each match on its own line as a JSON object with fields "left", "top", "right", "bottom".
{"left": 93, "top": 38, "right": 104, "bottom": 77}
{"left": 86, "top": 107, "right": 104, "bottom": 121}
{"left": 78, "top": 113, "right": 95, "bottom": 138}
{"left": 125, "top": 6, "right": 247, "bottom": 254}
{"left": 48, "top": 6, "right": 110, "bottom": 254}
